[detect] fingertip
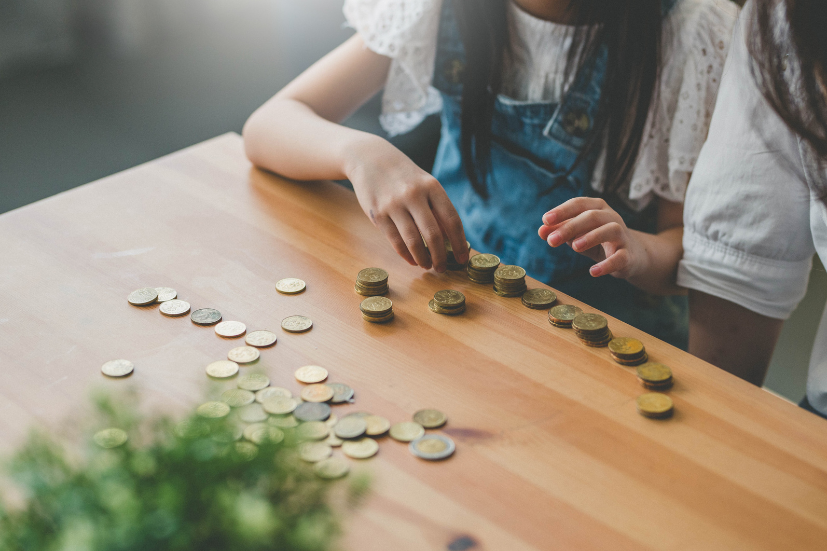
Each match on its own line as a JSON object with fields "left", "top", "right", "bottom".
{"left": 589, "top": 265, "right": 602, "bottom": 277}
{"left": 543, "top": 212, "right": 557, "bottom": 225}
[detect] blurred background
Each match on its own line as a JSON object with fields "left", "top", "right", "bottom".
{"left": 0, "top": 0, "right": 822, "bottom": 407}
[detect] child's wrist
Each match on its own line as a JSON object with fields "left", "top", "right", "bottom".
{"left": 341, "top": 133, "right": 385, "bottom": 180}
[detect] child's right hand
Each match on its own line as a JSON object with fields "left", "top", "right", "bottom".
{"left": 345, "top": 136, "right": 468, "bottom": 273}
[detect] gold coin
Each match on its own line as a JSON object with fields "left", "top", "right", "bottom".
{"left": 314, "top": 457, "right": 350, "bottom": 479}
{"left": 521, "top": 288, "right": 557, "bottom": 309}
{"left": 295, "top": 365, "right": 328, "bottom": 384}
{"left": 220, "top": 388, "right": 255, "bottom": 407}
{"left": 609, "top": 337, "right": 645, "bottom": 357}
{"left": 428, "top": 299, "right": 466, "bottom": 315}
{"left": 93, "top": 428, "right": 128, "bottom": 448}
{"left": 342, "top": 437, "right": 379, "bottom": 459}
{"left": 333, "top": 416, "right": 367, "bottom": 439}
{"left": 468, "top": 253, "right": 500, "bottom": 269}
{"left": 215, "top": 320, "right": 247, "bottom": 338}
{"left": 159, "top": 299, "right": 191, "bottom": 316}
{"left": 262, "top": 396, "right": 298, "bottom": 415}
{"left": 297, "top": 421, "right": 330, "bottom": 441}
{"left": 127, "top": 287, "right": 158, "bottom": 306}
{"left": 636, "top": 393, "right": 674, "bottom": 419}
{"left": 281, "top": 315, "right": 313, "bottom": 333}
{"left": 413, "top": 409, "right": 447, "bottom": 429}
{"left": 237, "top": 403, "right": 268, "bottom": 423}
{"left": 572, "top": 313, "right": 608, "bottom": 333}
{"left": 276, "top": 278, "right": 306, "bottom": 295}
{"left": 245, "top": 330, "right": 278, "bottom": 348}
{"left": 363, "top": 415, "right": 391, "bottom": 437}
{"left": 636, "top": 362, "right": 673, "bottom": 384}
{"left": 227, "top": 346, "right": 260, "bottom": 364}
{"left": 360, "top": 296, "right": 393, "bottom": 314}
{"left": 101, "top": 359, "right": 134, "bottom": 378}
{"left": 256, "top": 387, "right": 291, "bottom": 402}
{"left": 548, "top": 305, "right": 582, "bottom": 323}
{"left": 234, "top": 441, "right": 258, "bottom": 460}
{"left": 494, "top": 265, "right": 526, "bottom": 280}
{"left": 362, "top": 312, "right": 394, "bottom": 323}
{"left": 300, "top": 441, "right": 333, "bottom": 462}
{"left": 389, "top": 421, "right": 425, "bottom": 442}
{"left": 356, "top": 268, "right": 389, "bottom": 284}
{"left": 433, "top": 290, "right": 466, "bottom": 307}
{"left": 301, "top": 384, "right": 334, "bottom": 403}
{"left": 154, "top": 287, "right": 177, "bottom": 302}
{"left": 613, "top": 352, "right": 649, "bottom": 366}
{"left": 206, "top": 360, "right": 239, "bottom": 379}
{"left": 237, "top": 372, "right": 270, "bottom": 391}
{"left": 268, "top": 415, "right": 299, "bottom": 428}
{"left": 196, "top": 401, "right": 231, "bottom": 419}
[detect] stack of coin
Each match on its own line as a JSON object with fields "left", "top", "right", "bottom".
{"left": 428, "top": 290, "right": 466, "bottom": 316}
{"left": 572, "top": 313, "right": 613, "bottom": 347}
{"left": 467, "top": 253, "right": 500, "bottom": 283}
{"left": 521, "top": 288, "right": 557, "bottom": 310}
{"left": 446, "top": 239, "right": 471, "bottom": 270}
{"left": 360, "top": 296, "right": 394, "bottom": 323}
{"left": 608, "top": 337, "right": 648, "bottom": 366}
{"left": 548, "top": 304, "right": 583, "bottom": 328}
{"left": 493, "top": 265, "right": 527, "bottom": 297}
{"left": 355, "top": 268, "right": 389, "bottom": 296}
{"left": 636, "top": 362, "right": 673, "bottom": 390}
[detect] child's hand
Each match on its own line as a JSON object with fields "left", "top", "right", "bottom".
{"left": 346, "top": 137, "right": 467, "bottom": 273}
{"left": 538, "top": 197, "right": 642, "bottom": 279}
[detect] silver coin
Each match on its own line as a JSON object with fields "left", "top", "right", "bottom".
{"left": 333, "top": 416, "right": 367, "bottom": 440}
{"left": 191, "top": 308, "right": 222, "bottom": 325}
{"left": 101, "top": 359, "right": 134, "bottom": 377}
{"left": 160, "top": 299, "right": 190, "bottom": 317}
{"left": 245, "top": 330, "right": 278, "bottom": 348}
{"left": 128, "top": 287, "right": 158, "bottom": 306}
{"left": 293, "top": 402, "right": 331, "bottom": 423}
{"left": 220, "top": 389, "right": 255, "bottom": 408}
{"left": 409, "top": 434, "right": 456, "bottom": 461}
{"left": 326, "top": 383, "right": 355, "bottom": 404}
{"left": 237, "top": 403, "right": 268, "bottom": 423}
{"left": 154, "top": 287, "right": 178, "bottom": 302}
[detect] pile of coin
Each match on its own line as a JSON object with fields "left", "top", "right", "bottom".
{"left": 429, "top": 290, "right": 466, "bottom": 316}
{"left": 548, "top": 304, "right": 583, "bottom": 328}
{"left": 493, "top": 265, "right": 527, "bottom": 297}
{"left": 521, "top": 288, "right": 557, "bottom": 310}
{"left": 636, "top": 362, "right": 673, "bottom": 390}
{"left": 360, "top": 296, "right": 394, "bottom": 323}
{"left": 355, "top": 268, "right": 389, "bottom": 296}
{"left": 466, "top": 253, "right": 500, "bottom": 283}
{"left": 636, "top": 392, "right": 674, "bottom": 419}
{"left": 608, "top": 337, "right": 648, "bottom": 366}
{"left": 572, "top": 313, "right": 613, "bottom": 347}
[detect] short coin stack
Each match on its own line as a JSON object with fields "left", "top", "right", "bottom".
{"left": 360, "top": 296, "right": 394, "bottom": 323}
{"left": 355, "top": 268, "right": 389, "bottom": 296}
{"left": 547, "top": 304, "right": 583, "bottom": 328}
{"left": 493, "top": 265, "right": 527, "bottom": 297}
{"left": 572, "top": 313, "right": 613, "bottom": 347}
{"left": 429, "top": 290, "right": 466, "bottom": 316}
{"left": 521, "top": 288, "right": 557, "bottom": 310}
{"left": 636, "top": 362, "right": 673, "bottom": 390}
{"left": 467, "top": 253, "right": 500, "bottom": 283}
{"left": 608, "top": 337, "right": 648, "bottom": 366}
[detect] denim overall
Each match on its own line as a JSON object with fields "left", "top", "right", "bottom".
{"left": 431, "top": 0, "right": 688, "bottom": 349}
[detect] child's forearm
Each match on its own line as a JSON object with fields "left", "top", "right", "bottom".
{"left": 625, "top": 227, "right": 685, "bottom": 296}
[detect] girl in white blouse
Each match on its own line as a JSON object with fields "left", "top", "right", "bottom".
{"left": 244, "top": 0, "right": 737, "bottom": 348}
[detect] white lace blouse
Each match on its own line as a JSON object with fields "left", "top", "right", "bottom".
{"left": 343, "top": 0, "right": 740, "bottom": 210}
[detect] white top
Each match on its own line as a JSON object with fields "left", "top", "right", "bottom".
{"left": 343, "top": 0, "right": 740, "bottom": 209}
{"left": 677, "top": 1, "right": 827, "bottom": 415}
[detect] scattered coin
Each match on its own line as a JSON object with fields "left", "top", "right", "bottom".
{"left": 205, "top": 360, "right": 239, "bottom": 379}
{"left": 467, "top": 253, "right": 500, "bottom": 283}
{"left": 220, "top": 388, "right": 255, "bottom": 407}
{"left": 636, "top": 392, "right": 674, "bottom": 419}
{"left": 342, "top": 437, "right": 379, "bottom": 459}
{"left": 413, "top": 408, "right": 447, "bottom": 429}
{"left": 262, "top": 397, "right": 298, "bottom": 415}
{"left": 196, "top": 401, "right": 231, "bottom": 419}
{"left": 314, "top": 457, "right": 350, "bottom": 479}
{"left": 300, "top": 384, "right": 334, "bottom": 403}
{"left": 101, "top": 359, "right": 134, "bottom": 378}
{"left": 355, "top": 268, "right": 389, "bottom": 296}
{"left": 548, "top": 304, "right": 583, "bottom": 328}
{"left": 282, "top": 315, "right": 313, "bottom": 333}
{"left": 297, "top": 421, "right": 330, "bottom": 441}
{"left": 364, "top": 415, "right": 391, "bottom": 437}
{"left": 294, "top": 402, "right": 331, "bottom": 423}
{"left": 521, "top": 288, "right": 557, "bottom": 310}
{"left": 237, "top": 403, "right": 268, "bottom": 423}
{"left": 93, "top": 428, "right": 128, "bottom": 449}
{"left": 234, "top": 441, "right": 258, "bottom": 460}
{"left": 237, "top": 373, "right": 270, "bottom": 391}
{"left": 159, "top": 299, "right": 191, "bottom": 317}
{"left": 228, "top": 346, "right": 260, "bottom": 364}
{"left": 493, "top": 265, "right": 527, "bottom": 297}
{"left": 572, "top": 313, "right": 613, "bottom": 347}
{"left": 636, "top": 362, "right": 674, "bottom": 390}
{"left": 324, "top": 432, "right": 344, "bottom": 447}
{"left": 268, "top": 415, "right": 299, "bottom": 428}
{"left": 245, "top": 330, "right": 278, "bottom": 348}
{"left": 327, "top": 383, "right": 354, "bottom": 404}
{"left": 360, "top": 296, "right": 394, "bottom": 323}
{"left": 333, "top": 416, "right": 367, "bottom": 440}
{"left": 410, "top": 434, "right": 455, "bottom": 460}
{"left": 215, "top": 320, "right": 247, "bottom": 338}
{"left": 276, "top": 278, "right": 307, "bottom": 295}
{"left": 256, "top": 387, "right": 291, "bottom": 403}
{"left": 154, "top": 287, "right": 177, "bottom": 302}
{"left": 245, "top": 424, "right": 284, "bottom": 444}
{"left": 389, "top": 422, "right": 425, "bottom": 442}
{"left": 128, "top": 287, "right": 158, "bottom": 306}
{"left": 174, "top": 418, "right": 210, "bottom": 439}
{"left": 191, "top": 308, "right": 222, "bottom": 326}
{"left": 300, "top": 442, "right": 333, "bottom": 462}
{"left": 295, "top": 365, "right": 328, "bottom": 384}
{"left": 211, "top": 424, "right": 243, "bottom": 443}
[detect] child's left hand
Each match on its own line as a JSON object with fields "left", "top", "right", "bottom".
{"left": 538, "top": 197, "right": 642, "bottom": 279}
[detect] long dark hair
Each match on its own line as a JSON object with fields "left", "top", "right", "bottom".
{"left": 453, "top": 0, "right": 663, "bottom": 199}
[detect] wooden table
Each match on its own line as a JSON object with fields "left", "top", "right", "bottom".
{"left": 1, "top": 133, "right": 826, "bottom": 550}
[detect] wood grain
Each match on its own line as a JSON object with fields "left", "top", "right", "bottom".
{"left": 1, "top": 133, "right": 826, "bottom": 550}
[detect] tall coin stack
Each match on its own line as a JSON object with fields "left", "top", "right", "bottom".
{"left": 429, "top": 290, "right": 466, "bottom": 315}
{"left": 360, "top": 296, "right": 394, "bottom": 323}
{"left": 467, "top": 253, "right": 500, "bottom": 283}
{"left": 493, "top": 265, "right": 527, "bottom": 297}
{"left": 572, "top": 313, "right": 613, "bottom": 347}
{"left": 608, "top": 337, "right": 648, "bottom": 366}
{"left": 355, "top": 268, "right": 389, "bottom": 296}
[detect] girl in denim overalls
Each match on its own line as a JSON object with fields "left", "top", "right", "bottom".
{"left": 244, "top": 0, "right": 738, "bottom": 349}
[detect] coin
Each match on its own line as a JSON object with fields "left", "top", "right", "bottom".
{"left": 389, "top": 422, "right": 425, "bottom": 442}
{"left": 196, "top": 401, "right": 231, "bottom": 419}
{"left": 276, "top": 278, "right": 306, "bottom": 295}
{"left": 159, "top": 299, "right": 191, "bottom": 316}
{"left": 609, "top": 337, "right": 645, "bottom": 357}
{"left": 262, "top": 396, "right": 298, "bottom": 415}
{"left": 154, "top": 287, "right": 177, "bottom": 302}
{"left": 327, "top": 383, "right": 354, "bottom": 404}
{"left": 93, "top": 428, "right": 128, "bottom": 449}
{"left": 469, "top": 253, "right": 500, "bottom": 269}
{"left": 256, "top": 387, "right": 291, "bottom": 402}
{"left": 128, "top": 287, "right": 158, "bottom": 306}
{"left": 227, "top": 346, "right": 260, "bottom": 364}
{"left": 237, "top": 373, "right": 270, "bottom": 391}
{"left": 282, "top": 315, "right": 313, "bottom": 333}
{"left": 237, "top": 403, "right": 268, "bottom": 423}
{"left": 548, "top": 304, "right": 583, "bottom": 327}
{"left": 364, "top": 415, "right": 391, "bottom": 437}
{"left": 413, "top": 408, "right": 447, "bottom": 429}
{"left": 221, "top": 388, "right": 255, "bottom": 407}
{"left": 356, "top": 268, "right": 389, "bottom": 284}
{"left": 636, "top": 362, "right": 673, "bottom": 384}
{"left": 295, "top": 365, "right": 328, "bottom": 384}
{"left": 324, "top": 432, "right": 344, "bottom": 447}
{"left": 342, "top": 437, "right": 379, "bottom": 459}
{"left": 521, "top": 288, "right": 557, "bottom": 310}
{"left": 174, "top": 418, "right": 210, "bottom": 439}
{"left": 433, "top": 290, "right": 466, "bottom": 307}
{"left": 101, "top": 359, "right": 134, "bottom": 378}
{"left": 300, "top": 441, "right": 333, "bottom": 462}
{"left": 410, "top": 434, "right": 455, "bottom": 460}
{"left": 268, "top": 415, "right": 299, "bottom": 428}
{"left": 245, "top": 330, "right": 278, "bottom": 348}
{"left": 297, "top": 421, "right": 329, "bottom": 441}
{"left": 244, "top": 424, "right": 284, "bottom": 444}
{"left": 333, "top": 416, "right": 367, "bottom": 440}
{"left": 206, "top": 360, "right": 239, "bottom": 379}
{"left": 215, "top": 320, "right": 246, "bottom": 338}
{"left": 300, "top": 384, "right": 334, "bottom": 403}
{"left": 212, "top": 424, "right": 243, "bottom": 443}
{"left": 314, "top": 457, "right": 350, "bottom": 479}
{"left": 293, "top": 402, "right": 331, "bottom": 422}
{"left": 636, "top": 393, "right": 674, "bottom": 419}
{"left": 191, "top": 308, "right": 222, "bottom": 326}
{"left": 494, "top": 265, "right": 526, "bottom": 281}
{"left": 428, "top": 299, "right": 466, "bottom": 316}
{"left": 325, "top": 414, "right": 338, "bottom": 427}
{"left": 572, "top": 313, "right": 608, "bottom": 333}
{"left": 234, "top": 441, "right": 258, "bottom": 460}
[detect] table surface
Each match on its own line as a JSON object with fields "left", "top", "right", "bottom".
{"left": 2, "top": 133, "right": 827, "bottom": 551}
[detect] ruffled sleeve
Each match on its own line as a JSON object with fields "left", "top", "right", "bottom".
{"left": 343, "top": 0, "right": 444, "bottom": 136}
